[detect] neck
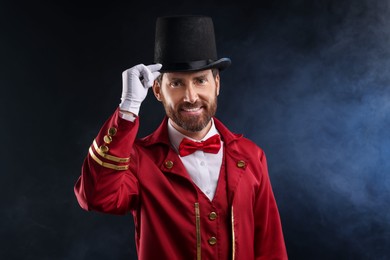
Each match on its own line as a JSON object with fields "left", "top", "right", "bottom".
{"left": 170, "top": 120, "right": 212, "bottom": 141}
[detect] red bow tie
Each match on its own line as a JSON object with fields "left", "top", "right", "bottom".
{"left": 178, "top": 134, "right": 221, "bottom": 157}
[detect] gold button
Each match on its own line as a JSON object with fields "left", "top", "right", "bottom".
{"left": 237, "top": 160, "right": 246, "bottom": 168}
{"left": 208, "top": 237, "right": 217, "bottom": 245}
{"left": 103, "top": 135, "right": 113, "bottom": 144}
{"left": 108, "top": 127, "right": 117, "bottom": 136}
{"left": 209, "top": 212, "right": 217, "bottom": 221}
{"left": 164, "top": 160, "right": 174, "bottom": 169}
{"left": 100, "top": 145, "right": 109, "bottom": 153}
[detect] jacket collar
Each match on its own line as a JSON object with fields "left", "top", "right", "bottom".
{"left": 139, "top": 116, "right": 249, "bottom": 205}
{"left": 139, "top": 116, "right": 243, "bottom": 147}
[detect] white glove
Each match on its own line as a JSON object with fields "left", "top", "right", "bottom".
{"left": 119, "top": 63, "right": 162, "bottom": 116}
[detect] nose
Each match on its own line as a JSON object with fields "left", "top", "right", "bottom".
{"left": 183, "top": 84, "right": 198, "bottom": 103}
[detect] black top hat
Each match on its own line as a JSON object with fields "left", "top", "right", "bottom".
{"left": 154, "top": 15, "right": 231, "bottom": 72}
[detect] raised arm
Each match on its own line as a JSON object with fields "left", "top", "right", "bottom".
{"left": 74, "top": 64, "right": 161, "bottom": 215}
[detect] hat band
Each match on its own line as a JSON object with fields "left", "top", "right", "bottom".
{"left": 161, "top": 59, "right": 214, "bottom": 71}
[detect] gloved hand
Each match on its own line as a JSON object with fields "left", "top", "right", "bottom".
{"left": 119, "top": 63, "right": 162, "bottom": 116}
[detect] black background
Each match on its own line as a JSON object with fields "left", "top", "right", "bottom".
{"left": 1, "top": 0, "right": 390, "bottom": 259}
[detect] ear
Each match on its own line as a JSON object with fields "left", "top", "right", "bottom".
{"left": 215, "top": 74, "right": 220, "bottom": 96}
{"left": 152, "top": 80, "right": 162, "bottom": 101}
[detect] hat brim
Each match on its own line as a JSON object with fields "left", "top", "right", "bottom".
{"left": 159, "top": 58, "right": 231, "bottom": 73}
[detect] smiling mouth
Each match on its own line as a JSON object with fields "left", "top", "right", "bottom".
{"left": 180, "top": 106, "right": 205, "bottom": 115}
{"left": 182, "top": 107, "right": 202, "bottom": 112}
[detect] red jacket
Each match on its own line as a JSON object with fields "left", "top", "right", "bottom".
{"left": 75, "top": 108, "right": 288, "bottom": 260}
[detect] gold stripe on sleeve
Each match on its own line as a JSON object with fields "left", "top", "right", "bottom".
{"left": 93, "top": 140, "right": 130, "bottom": 163}
{"left": 89, "top": 147, "right": 129, "bottom": 171}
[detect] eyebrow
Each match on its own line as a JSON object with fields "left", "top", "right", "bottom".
{"left": 194, "top": 74, "right": 208, "bottom": 80}
{"left": 168, "top": 72, "right": 209, "bottom": 81}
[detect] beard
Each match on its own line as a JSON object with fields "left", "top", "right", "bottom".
{"left": 163, "top": 98, "right": 217, "bottom": 132}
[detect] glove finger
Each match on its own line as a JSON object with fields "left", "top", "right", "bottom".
{"left": 151, "top": 71, "right": 161, "bottom": 80}
{"left": 136, "top": 66, "right": 152, "bottom": 87}
{"left": 146, "top": 63, "right": 162, "bottom": 73}
{"left": 140, "top": 64, "right": 161, "bottom": 88}
{"left": 131, "top": 64, "right": 144, "bottom": 77}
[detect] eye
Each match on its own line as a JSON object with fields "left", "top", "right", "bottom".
{"left": 169, "top": 80, "right": 183, "bottom": 88}
{"left": 196, "top": 78, "right": 208, "bottom": 85}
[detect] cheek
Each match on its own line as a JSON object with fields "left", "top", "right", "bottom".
{"left": 200, "top": 88, "right": 218, "bottom": 101}
{"left": 161, "top": 89, "right": 179, "bottom": 107}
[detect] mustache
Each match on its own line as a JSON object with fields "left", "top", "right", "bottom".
{"left": 178, "top": 101, "right": 206, "bottom": 110}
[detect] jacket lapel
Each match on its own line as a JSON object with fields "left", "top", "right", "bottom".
{"left": 139, "top": 117, "right": 192, "bottom": 180}
{"left": 224, "top": 143, "right": 250, "bottom": 205}
{"left": 159, "top": 147, "right": 192, "bottom": 180}
{"left": 139, "top": 116, "right": 249, "bottom": 202}
{"left": 213, "top": 118, "right": 249, "bottom": 205}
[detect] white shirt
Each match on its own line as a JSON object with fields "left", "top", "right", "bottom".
{"left": 168, "top": 118, "right": 224, "bottom": 201}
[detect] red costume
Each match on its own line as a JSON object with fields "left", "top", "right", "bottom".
{"left": 74, "top": 108, "right": 288, "bottom": 259}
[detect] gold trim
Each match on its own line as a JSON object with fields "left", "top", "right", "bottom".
{"left": 195, "top": 202, "right": 201, "bottom": 260}
{"left": 89, "top": 147, "right": 129, "bottom": 171}
{"left": 231, "top": 207, "right": 235, "bottom": 260}
{"left": 93, "top": 140, "right": 130, "bottom": 163}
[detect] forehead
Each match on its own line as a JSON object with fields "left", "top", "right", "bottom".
{"left": 163, "top": 69, "right": 213, "bottom": 80}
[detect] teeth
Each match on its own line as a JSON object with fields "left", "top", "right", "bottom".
{"left": 183, "top": 107, "right": 201, "bottom": 112}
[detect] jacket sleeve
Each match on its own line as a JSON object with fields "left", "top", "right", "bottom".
{"left": 74, "top": 108, "right": 140, "bottom": 215}
{"left": 255, "top": 150, "right": 288, "bottom": 260}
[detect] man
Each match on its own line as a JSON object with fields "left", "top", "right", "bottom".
{"left": 75, "top": 15, "right": 288, "bottom": 260}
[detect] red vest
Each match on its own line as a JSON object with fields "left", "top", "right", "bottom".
{"left": 193, "top": 150, "right": 231, "bottom": 260}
